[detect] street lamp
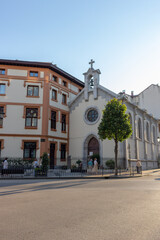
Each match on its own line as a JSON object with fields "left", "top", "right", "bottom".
{"left": 157, "top": 137, "right": 160, "bottom": 143}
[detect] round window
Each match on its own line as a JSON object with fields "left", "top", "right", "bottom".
{"left": 87, "top": 109, "right": 98, "bottom": 122}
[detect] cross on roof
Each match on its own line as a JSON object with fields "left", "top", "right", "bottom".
{"left": 89, "top": 59, "right": 95, "bottom": 68}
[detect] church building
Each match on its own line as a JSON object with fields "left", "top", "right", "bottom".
{"left": 0, "top": 59, "right": 159, "bottom": 170}
{"left": 69, "top": 60, "right": 159, "bottom": 170}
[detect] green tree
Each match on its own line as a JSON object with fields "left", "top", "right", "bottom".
{"left": 98, "top": 98, "right": 132, "bottom": 175}
{"left": 42, "top": 152, "right": 49, "bottom": 173}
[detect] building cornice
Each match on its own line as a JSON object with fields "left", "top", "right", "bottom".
{"left": 0, "top": 59, "right": 84, "bottom": 87}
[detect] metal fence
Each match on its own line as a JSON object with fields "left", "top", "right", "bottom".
{"left": 0, "top": 157, "right": 142, "bottom": 178}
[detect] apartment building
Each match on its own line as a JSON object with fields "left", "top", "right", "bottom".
{"left": 0, "top": 59, "right": 84, "bottom": 167}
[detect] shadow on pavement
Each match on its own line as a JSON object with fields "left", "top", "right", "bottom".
{"left": 0, "top": 179, "right": 98, "bottom": 196}
{"left": 154, "top": 178, "right": 160, "bottom": 181}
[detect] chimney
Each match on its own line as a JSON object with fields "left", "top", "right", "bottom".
{"left": 131, "top": 91, "right": 134, "bottom": 97}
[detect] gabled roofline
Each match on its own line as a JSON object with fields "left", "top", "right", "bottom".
{"left": 0, "top": 59, "right": 84, "bottom": 87}
{"left": 127, "top": 84, "right": 159, "bottom": 98}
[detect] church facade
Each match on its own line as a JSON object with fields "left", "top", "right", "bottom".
{"left": 0, "top": 59, "right": 159, "bottom": 169}
{"left": 69, "top": 61, "right": 159, "bottom": 170}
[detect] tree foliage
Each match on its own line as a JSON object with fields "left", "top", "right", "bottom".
{"left": 42, "top": 152, "right": 49, "bottom": 172}
{"left": 98, "top": 98, "right": 132, "bottom": 142}
{"left": 98, "top": 98, "right": 132, "bottom": 175}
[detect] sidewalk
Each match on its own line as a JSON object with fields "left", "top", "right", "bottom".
{"left": 86, "top": 168, "right": 160, "bottom": 179}
{"left": 0, "top": 168, "right": 160, "bottom": 180}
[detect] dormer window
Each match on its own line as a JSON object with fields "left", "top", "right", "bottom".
{"left": 30, "top": 71, "right": 38, "bottom": 77}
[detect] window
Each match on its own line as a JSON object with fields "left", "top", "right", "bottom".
{"left": 51, "top": 111, "right": 56, "bottom": 130}
{"left": 0, "top": 84, "right": 6, "bottom": 95}
{"left": 24, "top": 142, "right": 36, "bottom": 158}
{"left": 25, "top": 108, "right": 38, "bottom": 127}
{"left": 53, "top": 75, "right": 57, "bottom": 82}
{"left": 138, "top": 118, "right": 142, "bottom": 139}
{"left": 27, "top": 86, "right": 39, "bottom": 97}
{"left": 87, "top": 109, "right": 98, "bottom": 122}
{"left": 62, "top": 80, "right": 67, "bottom": 87}
{"left": 61, "top": 144, "right": 66, "bottom": 160}
{"left": 0, "top": 107, "right": 4, "bottom": 127}
{"left": 128, "top": 113, "right": 133, "bottom": 137}
{"left": 62, "top": 94, "right": 67, "bottom": 104}
{"left": 0, "top": 69, "right": 5, "bottom": 75}
{"left": 30, "top": 71, "right": 38, "bottom": 77}
{"left": 146, "top": 122, "right": 149, "bottom": 141}
{"left": 52, "top": 89, "right": 57, "bottom": 101}
{"left": 61, "top": 114, "right": 66, "bottom": 132}
{"left": 153, "top": 126, "right": 156, "bottom": 143}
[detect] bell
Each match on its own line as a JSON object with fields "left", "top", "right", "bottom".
{"left": 90, "top": 78, "right": 94, "bottom": 88}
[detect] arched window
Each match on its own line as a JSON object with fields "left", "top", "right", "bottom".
{"left": 152, "top": 125, "right": 156, "bottom": 143}
{"left": 146, "top": 122, "right": 149, "bottom": 141}
{"left": 128, "top": 113, "right": 132, "bottom": 125}
{"left": 128, "top": 113, "right": 133, "bottom": 137}
{"left": 138, "top": 118, "right": 142, "bottom": 139}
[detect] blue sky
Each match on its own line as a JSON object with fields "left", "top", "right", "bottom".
{"left": 1, "top": 0, "right": 160, "bottom": 94}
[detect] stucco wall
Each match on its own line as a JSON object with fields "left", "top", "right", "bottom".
{"left": 1, "top": 137, "right": 41, "bottom": 158}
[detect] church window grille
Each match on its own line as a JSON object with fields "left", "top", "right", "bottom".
{"left": 87, "top": 109, "right": 98, "bottom": 122}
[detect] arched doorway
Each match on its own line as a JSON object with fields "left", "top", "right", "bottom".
{"left": 83, "top": 134, "right": 102, "bottom": 169}
{"left": 88, "top": 137, "right": 99, "bottom": 156}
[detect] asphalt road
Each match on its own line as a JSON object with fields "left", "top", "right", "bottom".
{"left": 1, "top": 176, "right": 160, "bottom": 240}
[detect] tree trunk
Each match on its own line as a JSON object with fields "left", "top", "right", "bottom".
{"left": 115, "top": 140, "right": 118, "bottom": 175}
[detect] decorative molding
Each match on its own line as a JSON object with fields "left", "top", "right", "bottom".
{"left": 84, "top": 106, "right": 100, "bottom": 125}
{"left": 0, "top": 79, "right": 10, "bottom": 86}
{"left": 21, "top": 139, "right": 39, "bottom": 150}
{"left": 24, "top": 80, "right": 44, "bottom": 88}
